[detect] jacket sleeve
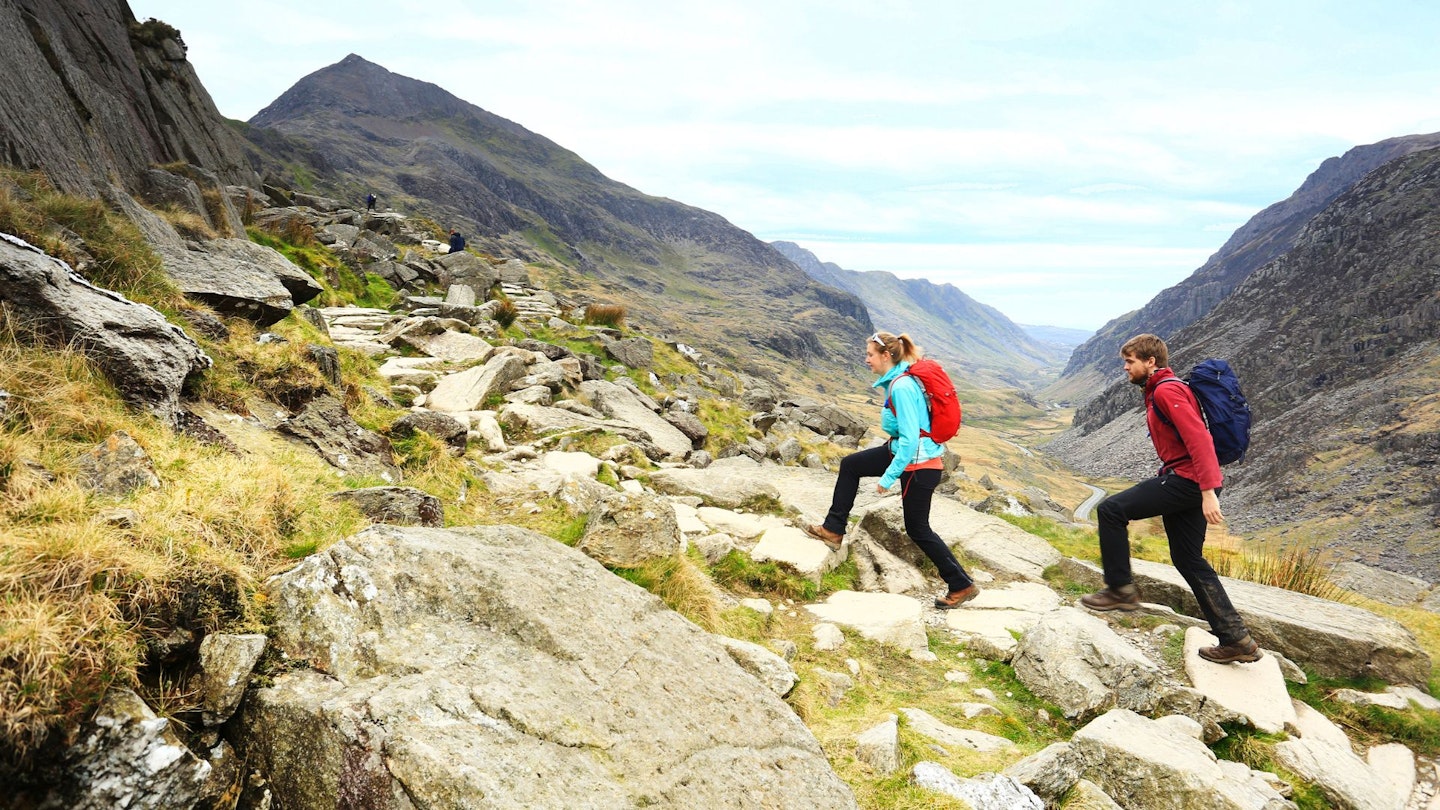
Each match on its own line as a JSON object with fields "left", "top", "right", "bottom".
{"left": 1154, "top": 383, "right": 1222, "bottom": 490}
{"left": 880, "top": 375, "right": 924, "bottom": 488}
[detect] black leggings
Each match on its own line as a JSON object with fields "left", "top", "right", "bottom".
{"left": 822, "top": 444, "right": 972, "bottom": 592}
{"left": 1096, "top": 472, "right": 1249, "bottom": 645}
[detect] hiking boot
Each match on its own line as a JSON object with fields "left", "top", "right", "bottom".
{"left": 1080, "top": 584, "right": 1140, "bottom": 611}
{"left": 1198, "top": 635, "right": 1262, "bottom": 664}
{"left": 804, "top": 524, "right": 843, "bottom": 551}
{"left": 934, "top": 585, "right": 980, "bottom": 609}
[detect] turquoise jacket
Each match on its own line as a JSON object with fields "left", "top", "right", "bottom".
{"left": 875, "top": 361, "right": 945, "bottom": 489}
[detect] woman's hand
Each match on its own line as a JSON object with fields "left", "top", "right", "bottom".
{"left": 875, "top": 482, "right": 888, "bottom": 494}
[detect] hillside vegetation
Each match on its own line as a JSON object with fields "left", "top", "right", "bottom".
{"left": 5, "top": 171, "right": 1438, "bottom": 808}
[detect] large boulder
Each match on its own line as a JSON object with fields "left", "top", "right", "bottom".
{"left": 0, "top": 234, "right": 210, "bottom": 424}
{"left": 1063, "top": 557, "right": 1431, "bottom": 685}
{"left": 1068, "top": 710, "right": 1294, "bottom": 809}
{"left": 578, "top": 380, "right": 694, "bottom": 460}
{"left": 1009, "top": 608, "right": 1166, "bottom": 722}
{"left": 237, "top": 524, "right": 855, "bottom": 809}
{"left": 579, "top": 489, "right": 684, "bottom": 567}
{"left": 154, "top": 238, "right": 323, "bottom": 326}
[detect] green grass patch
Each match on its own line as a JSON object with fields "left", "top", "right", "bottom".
{"left": 1290, "top": 675, "right": 1440, "bottom": 757}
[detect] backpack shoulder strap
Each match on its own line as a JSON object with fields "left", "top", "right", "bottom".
{"left": 885, "top": 370, "right": 920, "bottom": 414}
{"left": 1149, "top": 377, "right": 1188, "bottom": 430}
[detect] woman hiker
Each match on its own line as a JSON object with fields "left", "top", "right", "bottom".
{"left": 805, "top": 331, "right": 979, "bottom": 609}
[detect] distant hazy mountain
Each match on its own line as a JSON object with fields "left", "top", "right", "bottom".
{"left": 244, "top": 55, "right": 871, "bottom": 380}
{"left": 1020, "top": 325, "right": 1093, "bottom": 356}
{"left": 1047, "top": 132, "right": 1440, "bottom": 405}
{"left": 1047, "top": 144, "right": 1440, "bottom": 575}
{"left": 770, "top": 241, "right": 1068, "bottom": 389}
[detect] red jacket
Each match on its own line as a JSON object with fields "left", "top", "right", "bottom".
{"left": 1144, "top": 367, "right": 1222, "bottom": 490}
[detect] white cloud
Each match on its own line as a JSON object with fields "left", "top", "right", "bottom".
{"left": 130, "top": 0, "right": 1440, "bottom": 331}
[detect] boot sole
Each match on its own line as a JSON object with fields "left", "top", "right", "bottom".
{"left": 1199, "top": 649, "right": 1263, "bottom": 664}
{"left": 1080, "top": 601, "right": 1140, "bottom": 612}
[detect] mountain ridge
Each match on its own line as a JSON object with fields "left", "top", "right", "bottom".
{"left": 1048, "top": 131, "right": 1440, "bottom": 404}
{"left": 770, "top": 240, "right": 1068, "bottom": 389}
{"left": 1047, "top": 145, "right": 1440, "bottom": 575}
{"left": 244, "top": 55, "right": 874, "bottom": 383}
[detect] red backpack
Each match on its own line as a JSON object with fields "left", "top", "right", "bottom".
{"left": 887, "top": 358, "right": 962, "bottom": 443}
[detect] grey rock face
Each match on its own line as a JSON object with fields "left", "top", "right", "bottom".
{"left": 196, "top": 633, "right": 268, "bottom": 727}
{"left": 155, "top": 238, "right": 323, "bottom": 326}
{"left": 238, "top": 524, "right": 855, "bottom": 809}
{"left": 278, "top": 395, "right": 401, "bottom": 483}
{"left": 389, "top": 410, "right": 467, "bottom": 451}
{"left": 1010, "top": 608, "right": 1166, "bottom": 722}
{"left": 579, "top": 379, "right": 694, "bottom": 460}
{"left": 1069, "top": 710, "right": 1294, "bottom": 809}
{"left": 911, "top": 763, "right": 1042, "bottom": 809}
{"left": 75, "top": 430, "right": 162, "bottom": 496}
{"left": 0, "top": 0, "right": 255, "bottom": 196}
{"left": 330, "top": 486, "right": 443, "bottom": 527}
{"left": 580, "top": 489, "right": 684, "bottom": 567}
{"left": 0, "top": 234, "right": 210, "bottom": 424}
{"left": 425, "top": 354, "right": 528, "bottom": 412}
{"left": 40, "top": 689, "right": 218, "bottom": 810}
{"left": 603, "top": 335, "right": 654, "bottom": 369}
{"left": 714, "top": 636, "right": 798, "bottom": 698}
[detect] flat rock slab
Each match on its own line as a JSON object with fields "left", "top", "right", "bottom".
{"left": 899, "top": 708, "right": 1016, "bottom": 754}
{"left": 751, "top": 526, "right": 843, "bottom": 584}
{"left": 927, "top": 498, "right": 1061, "bottom": 582}
{"left": 1182, "top": 628, "right": 1295, "bottom": 733}
{"left": 648, "top": 458, "right": 782, "bottom": 509}
{"left": 695, "top": 505, "right": 789, "bottom": 539}
{"left": 402, "top": 330, "right": 495, "bottom": 364}
{"left": 1065, "top": 557, "right": 1431, "bottom": 685}
{"left": 805, "top": 590, "right": 927, "bottom": 651}
{"left": 944, "top": 609, "right": 1044, "bottom": 660}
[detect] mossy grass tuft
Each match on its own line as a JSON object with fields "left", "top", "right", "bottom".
{"left": 584, "top": 303, "right": 626, "bottom": 329}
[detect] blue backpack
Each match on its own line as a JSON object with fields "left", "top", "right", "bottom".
{"left": 1152, "top": 358, "right": 1251, "bottom": 465}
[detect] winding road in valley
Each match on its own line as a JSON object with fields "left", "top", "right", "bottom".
{"left": 1074, "top": 484, "right": 1106, "bottom": 522}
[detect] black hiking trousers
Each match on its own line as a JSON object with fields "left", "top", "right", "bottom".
{"left": 822, "top": 444, "right": 973, "bottom": 593}
{"left": 1096, "top": 471, "right": 1250, "bottom": 645}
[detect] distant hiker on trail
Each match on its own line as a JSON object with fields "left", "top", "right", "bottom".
{"left": 365, "top": 192, "right": 376, "bottom": 212}
{"left": 1080, "top": 333, "right": 1262, "bottom": 664}
{"left": 447, "top": 229, "right": 466, "bottom": 253}
{"left": 805, "top": 331, "right": 979, "bottom": 610}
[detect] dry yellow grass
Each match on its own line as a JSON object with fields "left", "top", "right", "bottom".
{"left": 0, "top": 332, "right": 372, "bottom": 768}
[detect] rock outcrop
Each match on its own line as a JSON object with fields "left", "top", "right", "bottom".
{"left": 237, "top": 524, "right": 856, "bottom": 809}
{"left": 0, "top": 0, "right": 254, "bottom": 196}
{"left": 0, "top": 233, "right": 209, "bottom": 424}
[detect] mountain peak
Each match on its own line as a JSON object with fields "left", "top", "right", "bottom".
{"left": 251, "top": 54, "right": 477, "bottom": 126}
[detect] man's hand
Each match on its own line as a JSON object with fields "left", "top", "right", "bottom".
{"left": 1201, "top": 489, "right": 1223, "bottom": 524}
{"left": 875, "top": 483, "right": 888, "bottom": 494}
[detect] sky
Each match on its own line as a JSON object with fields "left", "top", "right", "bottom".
{"left": 131, "top": 1, "right": 1440, "bottom": 331}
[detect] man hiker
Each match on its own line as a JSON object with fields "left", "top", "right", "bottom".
{"left": 447, "top": 228, "right": 466, "bottom": 253}
{"left": 1080, "top": 333, "right": 1262, "bottom": 664}
{"left": 365, "top": 192, "right": 377, "bottom": 212}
